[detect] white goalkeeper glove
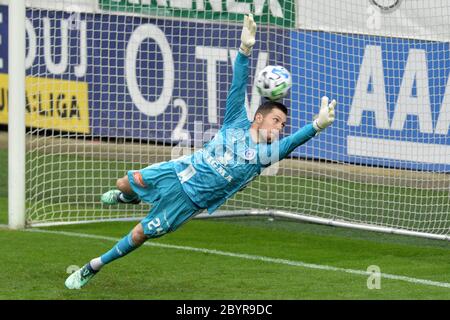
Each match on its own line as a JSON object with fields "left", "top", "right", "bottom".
{"left": 239, "top": 13, "right": 256, "bottom": 56}
{"left": 313, "top": 96, "right": 337, "bottom": 132}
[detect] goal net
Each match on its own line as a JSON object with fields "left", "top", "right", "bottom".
{"left": 8, "top": 0, "right": 449, "bottom": 239}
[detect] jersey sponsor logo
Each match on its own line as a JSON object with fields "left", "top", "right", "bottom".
{"left": 216, "top": 150, "right": 234, "bottom": 166}
{"left": 203, "top": 151, "right": 233, "bottom": 182}
{"left": 132, "top": 171, "right": 147, "bottom": 188}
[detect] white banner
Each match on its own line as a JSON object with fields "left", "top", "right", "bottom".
{"left": 297, "top": 0, "right": 450, "bottom": 42}
{"left": 0, "top": 0, "right": 97, "bottom": 12}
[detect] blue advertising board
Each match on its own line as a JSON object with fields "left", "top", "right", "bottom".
{"left": 0, "top": 6, "right": 290, "bottom": 143}
{"left": 0, "top": 5, "right": 448, "bottom": 172}
{"left": 291, "top": 31, "right": 450, "bottom": 172}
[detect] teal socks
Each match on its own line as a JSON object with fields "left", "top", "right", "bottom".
{"left": 100, "top": 232, "right": 139, "bottom": 265}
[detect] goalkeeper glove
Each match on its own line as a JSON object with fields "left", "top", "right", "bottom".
{"left": 239, "top": 13, "right": 256, "bottom": 56}
{"left": 313, "top": 96, "right": 337, "bottom": 132}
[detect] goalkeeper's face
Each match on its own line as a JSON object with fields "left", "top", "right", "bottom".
{"left": 254, "top": 108, "right": 287, "bottom": 143}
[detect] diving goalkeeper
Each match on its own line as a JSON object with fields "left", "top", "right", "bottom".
{"left": 65, "top": 14, "right": 336, "bottom": 289}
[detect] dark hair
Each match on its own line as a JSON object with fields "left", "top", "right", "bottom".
{"left": 254, "top": 100, "right": 288, "bottom": 119}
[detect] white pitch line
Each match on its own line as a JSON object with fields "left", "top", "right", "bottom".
{"left": 27, "top": 228, "right": 450, "bottom": 289}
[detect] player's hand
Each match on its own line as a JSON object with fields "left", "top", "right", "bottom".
{"left": 313, "top": 96, "right": 336, "bottom": 131}
{"left": 239, "top": 13, "right": 256, "bottom": 56}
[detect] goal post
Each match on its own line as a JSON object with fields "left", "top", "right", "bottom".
{"left": 5, "top": 0, "right": 450, "bottom": 241}
{"left": 8, "top": 0, "right": 26, "bottom": 229}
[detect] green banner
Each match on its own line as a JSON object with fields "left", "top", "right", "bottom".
{"left": 99, "top": 0, "right": 296, "bottom": 28}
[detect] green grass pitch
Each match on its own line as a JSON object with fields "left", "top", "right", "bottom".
{"left": 0, "top": 148, "right": 449, "bottom": 299}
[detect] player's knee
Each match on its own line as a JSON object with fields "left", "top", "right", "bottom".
{"left": 116, "top": 176, "right": 130, "bottom": 193}
{"left": 131, "top": 224, "right": 147, "bottom": 246}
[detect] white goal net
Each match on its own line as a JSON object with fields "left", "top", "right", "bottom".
{"left": 7, "top": 0, "right": 449, "bottom": 239}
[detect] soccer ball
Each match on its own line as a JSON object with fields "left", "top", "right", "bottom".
{"left": 255, "top": 65, "right": 292, "bottom": 101}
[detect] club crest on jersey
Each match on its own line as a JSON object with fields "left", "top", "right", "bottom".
{"left": 244, "top": 148, "right": 256, "bottom": 160}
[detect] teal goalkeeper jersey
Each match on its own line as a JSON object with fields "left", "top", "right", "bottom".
{"left": 172, "top": 52, "right": 318, "bottom": 214}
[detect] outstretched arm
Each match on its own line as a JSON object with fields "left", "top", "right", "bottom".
{"left": 223, "top": 14, "right": 257, "bottom": 127}
{"left": 277, "top": 96, "right": 337, "bottom": 160}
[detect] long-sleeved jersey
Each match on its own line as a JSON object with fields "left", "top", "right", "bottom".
{"left": 172, "top": 52, "right": 317, "bottom": 214}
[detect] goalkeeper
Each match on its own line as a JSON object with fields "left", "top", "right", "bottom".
{"left": 65, "top": 14, "right": 336, "bottom": 289}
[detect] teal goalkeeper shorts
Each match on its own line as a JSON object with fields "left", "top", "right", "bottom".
{"left": 127, "top": 161, "right": 203, "bottom": 239}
